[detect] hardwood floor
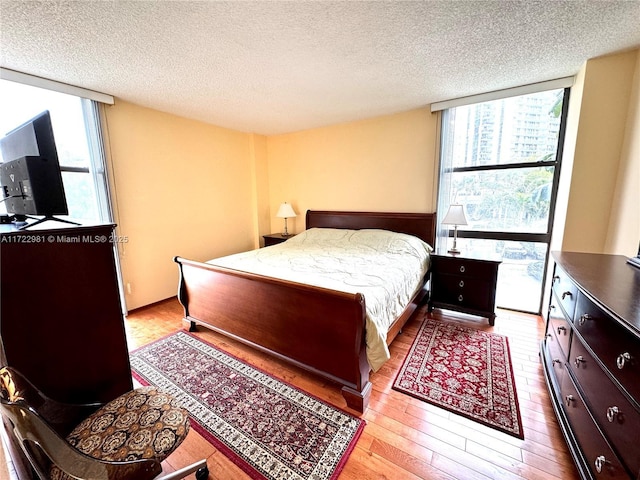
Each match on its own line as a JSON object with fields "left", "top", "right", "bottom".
{"left": 124, "top": 298, "right": 580, "bottom": 480}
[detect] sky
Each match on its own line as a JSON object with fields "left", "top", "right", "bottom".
{"left": 0, "top": 79, "right": 89, "bottom": 165}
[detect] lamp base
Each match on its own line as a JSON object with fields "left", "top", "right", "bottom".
{"left": 447, "top": 225, "right": 461, "bottom": 255}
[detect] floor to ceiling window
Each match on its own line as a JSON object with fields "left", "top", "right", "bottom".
{"left": 0, "top": 78, "right": 113, "bottom": 224}
{"left": 436, "top": 85, "right": 570, "bottom": 314}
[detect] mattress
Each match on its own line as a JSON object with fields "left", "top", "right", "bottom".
{"left": 208, "top": 227, "right": 432, "bottom": 371}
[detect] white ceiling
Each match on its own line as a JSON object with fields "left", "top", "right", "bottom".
{"left": 1, "top": 1, "right": 639, "bottom": 135}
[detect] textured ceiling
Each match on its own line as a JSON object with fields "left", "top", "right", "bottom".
{"left": 1, "top": 1, "right": 639, "bottom": 135}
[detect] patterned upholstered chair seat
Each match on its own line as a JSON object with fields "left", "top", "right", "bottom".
{"left": 0, "top": 367, "right": 208, "bottom": 480}
{"left": 50, "top": 386, "right": 190, "bottom": 480}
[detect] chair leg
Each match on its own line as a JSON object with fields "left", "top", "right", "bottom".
{"left": 156, "top": 459, "right": 208, "bottom": 480}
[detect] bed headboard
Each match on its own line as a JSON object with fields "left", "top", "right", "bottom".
{"left": 305, "top": 210, "right": 437, "bottom": 248}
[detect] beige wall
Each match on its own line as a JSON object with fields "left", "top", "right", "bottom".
{"left": 549, "top": 65, "right": 584, "bottom": 254}
{"left": 560, "top": 49, "right": 639, "bottom": 255}
{"left": 105, "top": 104, "right": 438, "bottom": 310}
{"left": 266, "top": 107, "right": 439, "bottom": 235}
{"left": 104, "top": 101, "right": 261, "bottom": 310}
{"left": 605, "top": 49, "right": 640, "bottom": 255}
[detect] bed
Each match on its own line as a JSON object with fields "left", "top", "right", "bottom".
{"left": 173, "top": 210, "right": 436, "bottom": 412}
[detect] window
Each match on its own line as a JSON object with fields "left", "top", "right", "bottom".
{"left": 0, "top": 76, "right": 125, "bottom": 312}
{"left": 0, "top": 79, "right": 112, "bottom": 223}
{"left": 437, "top": 88, "right": 569, "bottom": 314}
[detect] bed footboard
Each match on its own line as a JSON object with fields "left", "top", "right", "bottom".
{"left": 174, "top": 256, "right": 372, "bottom": 412}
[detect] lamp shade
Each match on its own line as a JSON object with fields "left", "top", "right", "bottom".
{"left": 276, "top": 202, "right": 297, "bottom": 219}
{"left": 442, "top": 204, "right": 468, "bottom": 226}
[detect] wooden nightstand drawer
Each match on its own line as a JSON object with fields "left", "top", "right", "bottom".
{"left": 429, "top": 254, "right": 501, "bottom": 325}
{"left": 431, "top": 255, "right": 497, "bottom": 278}
{"left": 431, "top": 274, "right": 492, "bottom": 312}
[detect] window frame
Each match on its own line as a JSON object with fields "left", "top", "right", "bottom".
{"left": 436, "top": 88, "right": 571, "bottom": 315}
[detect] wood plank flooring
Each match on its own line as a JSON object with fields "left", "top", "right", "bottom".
{"left": 124, "top": 298, "right": 580, "bottom": 480}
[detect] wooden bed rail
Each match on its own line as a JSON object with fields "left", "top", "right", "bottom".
{"left": 174, "top": 256, "right": 372, "bottom": 411}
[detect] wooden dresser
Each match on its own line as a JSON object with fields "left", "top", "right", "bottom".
{"left": 542, "top": 252, "right": 640, "bottom": 480}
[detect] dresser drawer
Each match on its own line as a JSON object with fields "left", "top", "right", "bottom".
{"left": 560, "top": 372, "right": 629, "bottom": 479}
{"left": 569, "top": 338, "right": 640, "bottom": 477}
{"left": 431, "top": 274, "right": 492, "bottom": 311}
{"left": 544, "top": 332, "right": 567, "bottom": 388}
{"left": 574, "top": 292, "right": 640, "bottom": 402}
{"left": 548, "top": 293, "right": 572, "bottom": 358}
{"left": 431, "top": 256, "right": 498, "bottom": 278}
{"left": 552, "top": 263, "right": 578, "bottom": 320}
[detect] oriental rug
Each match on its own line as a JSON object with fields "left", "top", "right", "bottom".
{"left": 393, "top": 318, "right": 524, "bottom": 439}
{"left": 130, "top": 331, "right": 365, "bottom": 480}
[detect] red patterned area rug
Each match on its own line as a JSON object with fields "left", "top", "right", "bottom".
{"left": 130, "top": 331, "right": 365, "bottom": 480}
{"left": 393, "top": 318, "right": 524, "bottom": 439}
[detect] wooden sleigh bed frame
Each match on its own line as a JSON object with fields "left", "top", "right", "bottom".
{"left": 174, "top": 210, "right": 436, "bottom": 412}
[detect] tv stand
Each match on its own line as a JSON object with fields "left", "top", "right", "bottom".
{"left": 17, "top": 214, "right": 81, "bottom": 230}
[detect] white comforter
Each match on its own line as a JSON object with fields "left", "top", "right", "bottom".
{"left": 208, "top": 228, "right": 432, "bottom": 371}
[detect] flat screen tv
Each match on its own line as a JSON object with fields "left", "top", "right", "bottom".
{"left": 0, "top": 111, "right": 71, "bottom": 228}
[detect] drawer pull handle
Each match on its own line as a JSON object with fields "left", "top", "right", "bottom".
{"left": 549, "top": 304, "right": 556, "bottom": 311}
{"left": 557, "top": 325, "right": 567, "bottom": 335}
{"left": 565, "top": 394, "right": 575, "bottom": 406}
{"left": 457, "top": 294, "right": 464, "bottom": 302}
{"left": 459, "top": 265, "right": 466, "bottom": 273}
{"left": 578, "top": 313, "right": 591, "bottom": 326}
{"left": 616, "top": 352, "right": 632, "bottom": 370}
{"left": 459, "top": 280, "right": 464, "bottom": 288}
{"left": 606, "top": 406, "right": 620, "bottom": 423}
{"left": 552, "top": 359, "right": 561, "bottom": 366}
{"left": 553, "top": 275, "right": 560, "bottom": 284}
{"left": 545, "top": 333, "right": 552, "bottom": 339}
{"left": 594, "top": 455, "right": 609, "bottom": 473}
{"left": 574, "top": 356, "right": 586, "bottom": 368}
{"left": 562, "top": 291, "right": 572, "bottom": 300}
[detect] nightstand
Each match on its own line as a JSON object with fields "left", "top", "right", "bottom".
{"left": 262, "top": 233, "right": 295, "bottom": 247}
{"left": 428, "top": 253, "right": 501, "bottom": 325}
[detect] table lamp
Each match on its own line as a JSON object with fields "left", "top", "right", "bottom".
{"left": 276, "top": 202, "right": 297, "bottom": 236}
{"left": 442, "top": 204, "right": 467, "bottom": 254}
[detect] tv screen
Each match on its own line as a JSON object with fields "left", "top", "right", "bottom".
{"left": 0, "top": 111, "right": 68, "bottom": 217}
